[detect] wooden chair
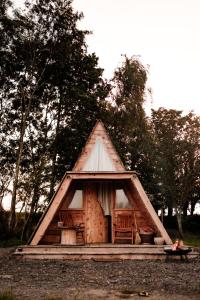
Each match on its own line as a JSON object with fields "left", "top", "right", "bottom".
{"left": 113, "top": 211, "right": 134, "bottom": 244}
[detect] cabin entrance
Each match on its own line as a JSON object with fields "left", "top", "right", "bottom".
{"left": 62, "top": 180, "right": 134, "bottom": 245}
{"left": 84, "top": 181, "right": 133, "bottom": 244}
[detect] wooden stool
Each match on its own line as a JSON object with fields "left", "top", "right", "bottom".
{"left": 61, "top": 228, "right": 76, "bottom": 245}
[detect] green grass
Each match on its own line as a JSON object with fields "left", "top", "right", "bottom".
{"left": 183, "top": 233, "right": 200, "bottom": 247}
{"left": 0, "top": 291, "right": 15, "bottom": 300}
{"left": 169, "top": 229, "right": 200, "bottom": 247}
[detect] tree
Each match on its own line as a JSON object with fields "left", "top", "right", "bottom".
{"left": 103, "top": 55, "right": 156, "bottom": 197}
{"left": 0, "top": 0, "right": 109, "bottom": 234}
{"left": 151, "top": 108, "right": 200, "bottom": 237}
{"left": 0, "top": 4, "right": 50, "bottom": 231}
{"left": 24, "top": 0, "right": 109, "bottom": 199}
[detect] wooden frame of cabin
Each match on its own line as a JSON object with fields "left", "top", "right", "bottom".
{"left": 28, "top": 121, "right": 172, "bottom": 248}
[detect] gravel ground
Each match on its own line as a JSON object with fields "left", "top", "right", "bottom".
{"left": 0, "top": 248, "right": 200, "bottom": 300}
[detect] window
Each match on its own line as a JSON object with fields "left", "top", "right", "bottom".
{"left": 115, "top": 189, "right": 132, "bottom": 208}
{"left": 68, "top": 190, "right": 83, "bottom": 209}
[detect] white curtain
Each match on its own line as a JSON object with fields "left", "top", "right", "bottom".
{"left": 97, "top": 182, "right": 112, "bottom": 216}
{"left": 82, "top": 137, "right": 116, "bottom": 171}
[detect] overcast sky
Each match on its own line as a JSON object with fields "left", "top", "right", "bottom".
{"left": 13, "top": 0, "right": 200, "bottom": 115}
{"left": 73, "top": 0, "right": 200, "bottom": 115}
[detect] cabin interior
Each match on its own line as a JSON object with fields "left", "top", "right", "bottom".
{"left": 39, "top": 177, "right": 158, "bottom": 245}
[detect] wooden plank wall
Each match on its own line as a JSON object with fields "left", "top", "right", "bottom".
{"left": 85, "top": 183, "right": 107, "bottom": 243}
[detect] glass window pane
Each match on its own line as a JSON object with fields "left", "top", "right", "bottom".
{"left": 68, "top": 190, "right": 83, "bottom": 208}
{"left": 115, "top": 189, "right": 132, "bottom": 208}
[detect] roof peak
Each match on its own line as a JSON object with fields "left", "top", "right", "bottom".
{"left": 72, "top": 120, "right": 125, "bottom": 172}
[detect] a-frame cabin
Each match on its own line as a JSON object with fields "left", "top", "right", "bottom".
{"left": 16, "top": 121, "right": 172, "bottom": 260}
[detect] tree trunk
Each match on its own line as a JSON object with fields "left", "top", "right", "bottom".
{"left": 183, "top": 201, "right": 189, "bottom": 217}
{"left": 190, "top": 199, "right": 197, "bottom": 216}
{"left": 9, "top": 97, "right": 32, "bottom": 232}
{"left": 160, "top": 207, "right": 164, "bottom": 223}
{"left": 167, "top": 205, "right": 173, "bottom": 217}
{"left": 48, "top": 98, "right": 62, "bottom": 201}
{"left": 21, "top": 103, "right": 50, "bottom": 240}
{"left": 0, "top": 200, "right": 4, "bottom": 211}
{"left": 21, "top": 202, "right": 36, "bottom": 241}
{"left": 175, "top": 207, "right": 184, "bottom": 238}
{"left": 21, "top": 179, "right": 40, "bottom": 241}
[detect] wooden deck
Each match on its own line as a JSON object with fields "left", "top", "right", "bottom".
{"left": 14, "top": 244, "right": 198, "bottom": 260}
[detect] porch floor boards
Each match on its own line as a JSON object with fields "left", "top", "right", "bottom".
{"left": 14, "top": 244, "right": 198, "bottom": 260}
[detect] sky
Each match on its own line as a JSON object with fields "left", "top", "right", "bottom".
{"left": 13, "top": 0, "right": 200, "bottom": 114}
{"left": 72, "top": 0, "right": 200, "bottom": 115}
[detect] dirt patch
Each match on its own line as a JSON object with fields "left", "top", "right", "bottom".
{"left": 0, "top": 250, "right": 200, "bottom": 299}
{"left": 0, "top": 247, "right": 15, "bottom": 257}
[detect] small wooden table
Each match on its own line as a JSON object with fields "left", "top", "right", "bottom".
{"left": 60, "top": 227, "right": 77, "bottom": 245}
{"left": 164, "top": 247, "right": 192, "bottom": 262}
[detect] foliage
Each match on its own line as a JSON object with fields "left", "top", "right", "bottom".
{"left": 0, "top": 0, "right": 109, "bottom": 235}
{"left": 151, "top": 108, "right": 200, "bottom": 236}
{"left": 184, "top": 232, "right": 200, "bottom": 247}
{"left": 103, "top": 55, "right": 156, "bottom": 197}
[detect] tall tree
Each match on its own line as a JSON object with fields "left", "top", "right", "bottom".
{"left": 0, "top": 0, "right": 109, "bottom": 233}
{"left": 104, "top": 55, "right": 155, "bottom": 196}
{"left": 24, "top": 0, "right": 109, "bottom": 199}
{"left": 151, "top": 108, "right": 200, "bottom": 236}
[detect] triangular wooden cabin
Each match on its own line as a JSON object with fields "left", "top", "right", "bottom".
{"left": 16, "top": 121, "right": 172, "bottom": 259}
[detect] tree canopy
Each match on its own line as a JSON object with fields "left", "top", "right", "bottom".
{"left": 151, "top": 108, "right": 200, "bottom": 236}
{"left": 0, "top": 0, "right": 109, "bottom": 234}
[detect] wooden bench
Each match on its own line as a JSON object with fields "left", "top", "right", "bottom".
{"left": 164, "top": 247, "right": 192, "bottom": 262}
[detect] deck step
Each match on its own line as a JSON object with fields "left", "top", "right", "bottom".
{"left": 14, "top": 245, "right": 199, "bottom": 260}
{"left": 92, "top": 258, "right": 122, "bottom": 262}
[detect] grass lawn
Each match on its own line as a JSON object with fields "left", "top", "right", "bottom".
{"left": 183, "top": 232, "right": 200, "bottom": 247}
